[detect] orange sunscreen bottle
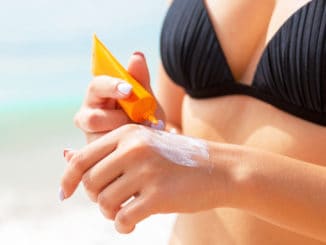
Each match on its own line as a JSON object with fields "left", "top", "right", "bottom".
{"left": 91, "top": 34, "right": 159, "bottom": 125}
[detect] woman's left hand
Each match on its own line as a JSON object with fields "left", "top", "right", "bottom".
{"left": 60, "top": 124, "right": 229, "bottom": 233}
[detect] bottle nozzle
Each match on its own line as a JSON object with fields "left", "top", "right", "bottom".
{"left": 147, "top": 115, "right": 158, "bottom": 125}
{"left": 147, "top": 114, "right": 165, "bottom": 130}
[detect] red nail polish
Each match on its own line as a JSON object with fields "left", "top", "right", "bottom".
{"left": 63, "top": 148, "right": 72, "bottom": 158}
{"left": 133, "top": 51, "right": 145, "bottom": 58}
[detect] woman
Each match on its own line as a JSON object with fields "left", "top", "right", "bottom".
{"left": 60, "top": 0, "right": 326, "bottom": 244}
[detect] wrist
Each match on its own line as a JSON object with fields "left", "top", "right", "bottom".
{"left": 209, "top": 142, "right": 253, "bottom": 208}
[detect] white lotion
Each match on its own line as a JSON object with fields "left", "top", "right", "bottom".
{"left": 138, "top": 129, "right": 209, "bottom": 167}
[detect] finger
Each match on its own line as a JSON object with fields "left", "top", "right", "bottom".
{"left": 82, "top": 149, "right": 127, "bottom": 201}
{"left": 82, "top": 143, "right": 144, "bottom": 201}
{"left": 85, "top": 132, "right": 106, "bottom": 144}
{"left": 97, "top": 172, "right": 140, "bottom": 220}
{"left": 86, "top": 76, "right": 133, "bottom": 107}
{"left": 60, "top": 130, "right": 120, "bottom": 199}
{"left": 63, "top": 148, "right": 76, "bottom": 162}
{"left": 115, "top": 196, "right": 153, "bottom": 234}
{"left": 75, "top": 108, "right": 130, "bottom": 133}
{"left": 127, "top": 52, "right": 152, "bottom": 92}
{"left": 127, "top": 52, "right": 166, "bottom": 127}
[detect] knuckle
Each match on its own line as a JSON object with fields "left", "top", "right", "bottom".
{"left": 125, "top": 135, "right": 150, "bottom": 154}
{"left": 83, "top": 181, "right": 98, "bottom": 203}
{"left": 117, "top": 125, "right": 148, "bottom": 149}
{"left": 84, "top": 189, "right": 98, "bottom": 203}
{"left": 87, "top": 81, "right": 97, "bottom": 94}
{"left": 74, "top": 109, "right": 101, "bottom": 133}
{"left": 100, "top": 206, "right": 116, "bottom": 220}
{"left": 82, "top": 175, "right": 97, "bottom": 200}
{"left": 98, "top": 194, "right": 117, "bottom": 220}
{"left": 143, "top": 192, "right": 160, "bottom": 214}
{"left": 116, "top": 210, "right": 131, "bottom": 228}
{"left": 121, "top": 123, "right": 141, "bottom": 133}
{"left": 147, "top": 185, "right": 161, "bottom": 201}
{"left": 73, "top": 112, "right": 81, "bottom": 128}
{"left": 98, "top": 194, "right": 114, "bottom": 214}
{"left": 84, "top": 112, "right": 101, "bottom": 131}
{"left": 86, "top": 133, "right": 103, "bottom": 143}
{"left": 139, "top": 163, "right": 153, "bottom": 178}
{"left": 81, "top": 173, "right": 92, "bottom": 189}
{"left": 139, "top": 162, "right": 159, "bottom": 181}
{"left": 127, "top": 140, "right": 146, "bottom": 154}
{"left": 97, "top": 192, "right": 109, "bottom": 207}
{"left": 69, "top": 152, "right": 85, "bottom": 174}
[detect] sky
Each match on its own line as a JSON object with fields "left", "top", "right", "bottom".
{"left": 0, "top": 0, "right": 167, "bottom": 105}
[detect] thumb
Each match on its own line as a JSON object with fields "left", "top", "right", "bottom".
{"left": 127, "top": 51, "right": 166, "bottom": 129}
{"left": 127, "top": 51, "right": 153, "bottom": 93}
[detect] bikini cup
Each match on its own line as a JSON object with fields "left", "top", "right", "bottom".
{"left": 160, "top": 0, "right": 326, "bottom": 125}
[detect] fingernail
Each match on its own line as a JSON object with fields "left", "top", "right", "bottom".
{"left": 63, "top": 148, "right": 73, "bottom": 158}
{"left": 133, "top": 51, "right": 145, "bottom": 58}
{"left": 151, "top": 120, "right": 165, "bottom": 130}
{"left": 59, "top": 187, "right": 65, "bottom": 202}
{"left": 117, "top": 83, "right": 133, "bottom": 95}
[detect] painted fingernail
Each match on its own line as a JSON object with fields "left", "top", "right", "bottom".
{"left": 59, "top": 187, "right": 65, "bottom": 202}
{"left": 63, "top": 148, "right": 73, "bottom": 158}
{"left": 117, "top": 83, "right": 133, "bottom": 95}
{"left": 133, "top": 51, "right": 145, "bottom": 58}
{"left": 151, "top": 120, "right": 165, "bottom": 130}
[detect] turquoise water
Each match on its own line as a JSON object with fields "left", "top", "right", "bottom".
{"left": 0, "top": 0, "right": 167, "bottom": 153}
{"left": 0, "top": 0, "right": 166, "bottom": 107}
{"left": 0, "top": 1, "right": 176, "bottom": 244}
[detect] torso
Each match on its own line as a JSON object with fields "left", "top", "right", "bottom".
{"left": 170, "top": 95, "right": 326, "bottom": 245}
{"left": 204, "top": 0, "right": 312, "bottom": 84}
{"left": 168, "top": 0, "right": 326, "bottom": 244}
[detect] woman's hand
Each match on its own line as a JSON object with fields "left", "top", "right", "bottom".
{"left": 60, "top": 124, "right": 230, "bottom": 234}
{"left": 74, "top": 52, "right": 164, "bottom": 143}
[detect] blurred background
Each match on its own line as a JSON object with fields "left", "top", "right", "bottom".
{"left": 0, "top": 0, "right": 176, "bottom": 244}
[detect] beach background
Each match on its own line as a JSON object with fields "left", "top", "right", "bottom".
{"left": 0, "top": 0, "right": 176, "bottom": 244}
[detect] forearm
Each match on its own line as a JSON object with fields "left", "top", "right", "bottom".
{"left": 217, "top": 143, "right": 326, "bottom": 241}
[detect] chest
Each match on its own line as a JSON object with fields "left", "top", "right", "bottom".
{"left": 160, "top": 0, "right": 326, "bottom": 124}
{"left": 204, "top": 0, "right": 313, "bottom": 83}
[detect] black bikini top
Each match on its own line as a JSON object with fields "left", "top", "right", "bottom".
{"left": 160, "top": 0, "right": 326, "bottom": 126}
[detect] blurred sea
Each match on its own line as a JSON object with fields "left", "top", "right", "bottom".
{"left": 0, "top": 0, "right": 175, "bottom": 244}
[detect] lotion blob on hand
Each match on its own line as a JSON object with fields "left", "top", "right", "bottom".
{"left": 138, "top": 129, "right": 210, "bottom": 167}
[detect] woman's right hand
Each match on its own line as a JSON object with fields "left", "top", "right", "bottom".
{"left": 74, "top": 52, "right": 162, "bottom": 143}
